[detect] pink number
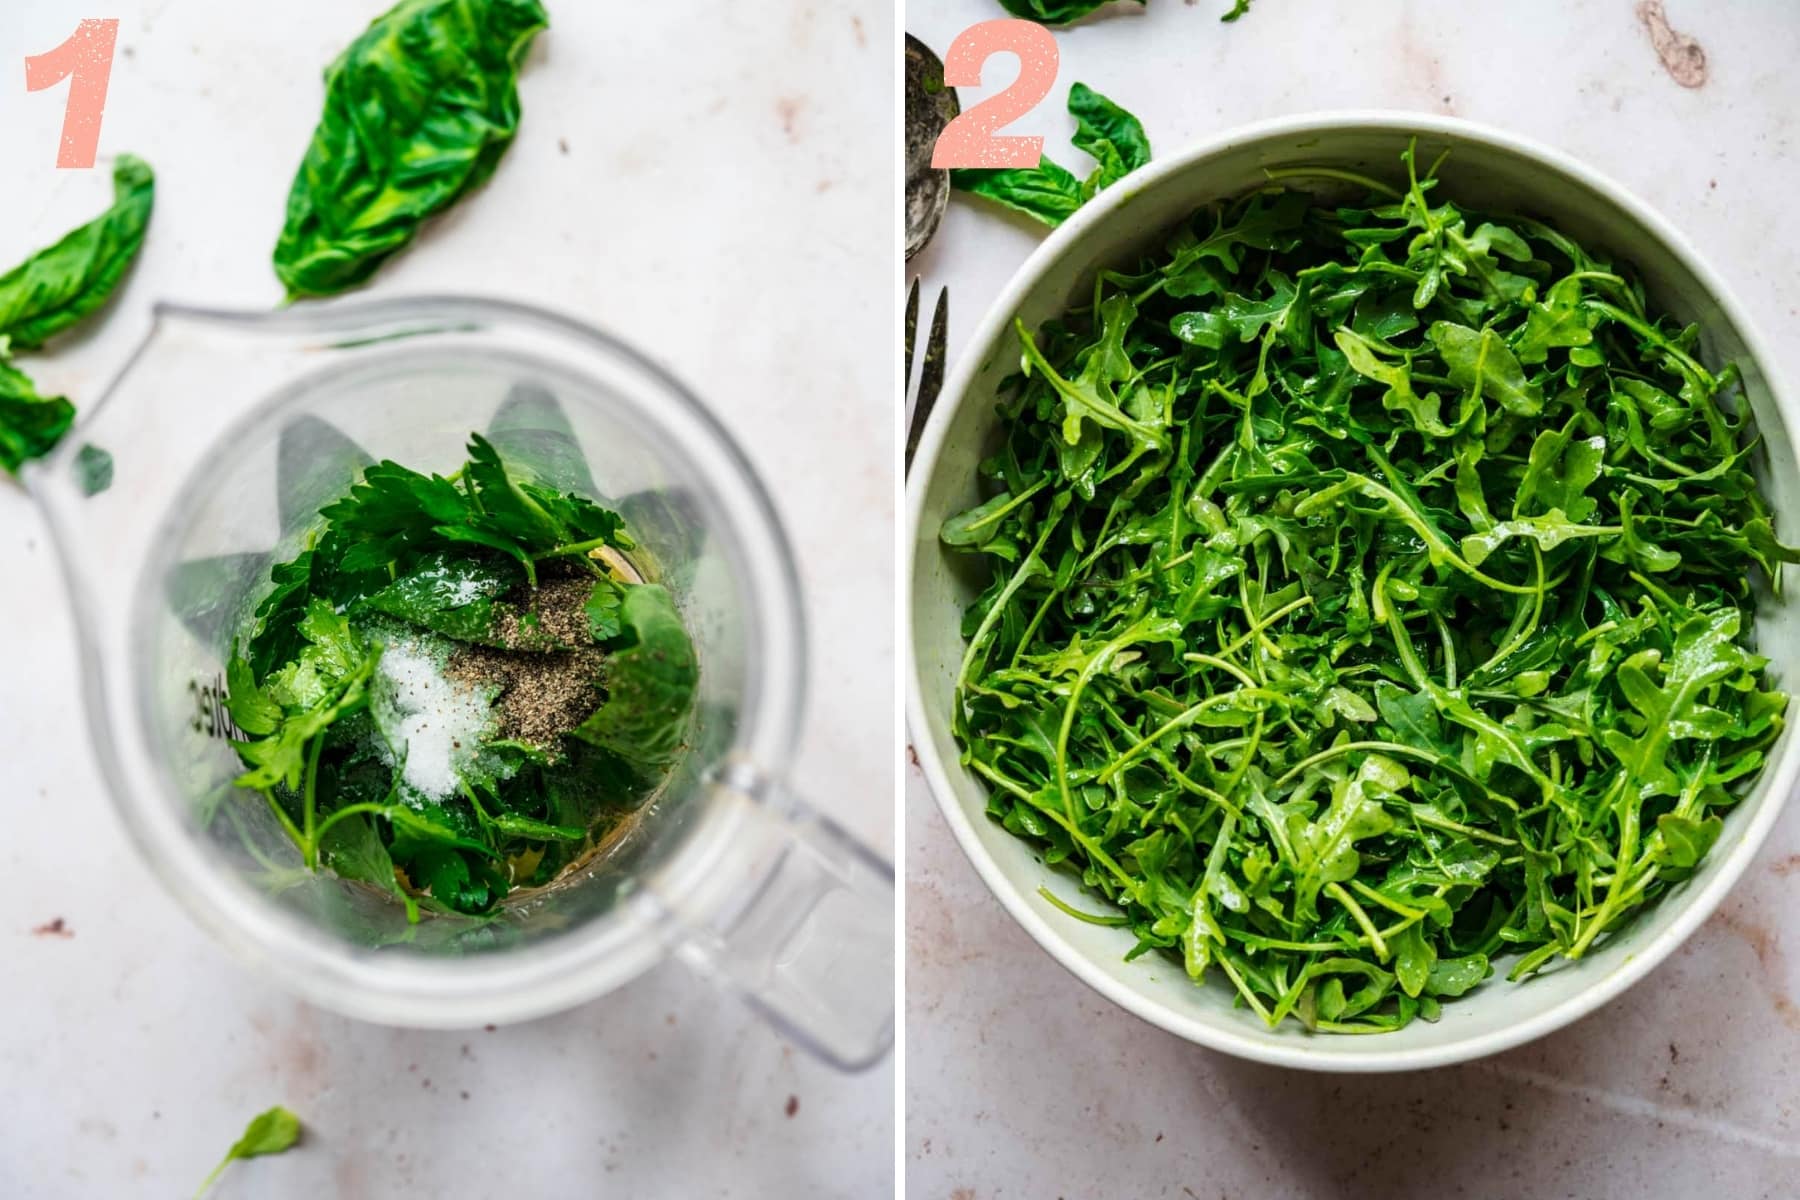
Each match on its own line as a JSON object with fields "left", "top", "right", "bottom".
{"left": 931, "top": 19, "right": 1059, "bottom": 170}
{"left": 26, "top": 19, "right": 120, "bottom": 169}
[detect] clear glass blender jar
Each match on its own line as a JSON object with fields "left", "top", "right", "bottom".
{"left": 27, "top": 296, "right": 893, "bottom": 1070}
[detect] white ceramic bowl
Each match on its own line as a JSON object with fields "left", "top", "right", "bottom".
{"left": 906, "top": 111, "right": 1800, "bottom": 1071}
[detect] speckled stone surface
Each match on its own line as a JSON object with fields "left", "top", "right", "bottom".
{"left": 0, "top": 2, "right": 893, "bottom": 1196}
{"left": 906, "top": 2, "right": 1800, "bottom": 1197}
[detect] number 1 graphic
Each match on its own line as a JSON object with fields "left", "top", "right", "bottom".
{"left": 26, "top": 19, "right": 120, "bottom": 169}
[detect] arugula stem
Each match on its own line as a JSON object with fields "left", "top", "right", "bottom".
{"left": 1038, "top": 886, "right": 1131, "bottom": 926}
{"left": 1326, "top": 882, "right": 1389, "bottom": 960}
{"left": 1262, "top": 165, "right": 1402, "bottom": 198}
{"left": 1098, "top": 689, "right": 1284, "bottom": 783}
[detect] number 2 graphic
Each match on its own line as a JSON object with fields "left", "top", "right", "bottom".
{"left": 930, "top": 20, "right": 1060, "bottom": 171}
{"left": 26, "top": 18, "right": 120, "bottom": 169}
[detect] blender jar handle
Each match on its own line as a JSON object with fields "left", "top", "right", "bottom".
{"left": 643, "top": 769, "right": 894, "bottom": 1071}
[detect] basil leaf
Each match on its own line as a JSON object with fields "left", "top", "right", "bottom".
{"left": 1069, "top": 81, "right": 1150, "bottom": 193}
{"left": 0, "top": 155, "right": 154, "bottom": 351}
{"left": 952, "top": 83, "right": 1150, "bottom": 228}
{"left": 0, "top": 360, "right": 75, "bottom": 475}
{"left": 997, "top": 0, "right": 1142, "bottom": 23}
{"left": 950, "top": 162, "right": 1085, "bottom": 228}
{"left": 273, "top": 0, "right": 549, "bottom": 298}
{"left": 573, "top": 584, "right": 699, "bottom": 765}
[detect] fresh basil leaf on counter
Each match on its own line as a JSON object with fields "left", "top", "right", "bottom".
{"left": 0, "top": 155, "right": 154, "bottom": 351}
{"left": 273, "top": 0, "right": 550, "bottom": 298}
{"left": 997, "top": 0, "right": 1142, "bottom": 23}
{"left": 997, "top": 0, "right": 1251, "bottom": 24}
{"left": 0, "top": 359, "right": 75, "bottom": 476}
{"left": 952, "top": 83, "right": 1151, "bottom": 228}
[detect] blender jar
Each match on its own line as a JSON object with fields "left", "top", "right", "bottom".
{"left": 27, "top": 296, "right": 893, "bottom": 1070}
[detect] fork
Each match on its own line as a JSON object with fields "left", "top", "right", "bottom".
{"left": 904, "top": 278, "right": 947, "bottom": 476}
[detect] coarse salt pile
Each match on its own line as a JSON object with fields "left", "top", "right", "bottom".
{"left": 374, "top": 636, "right": 494, "bottom": 801}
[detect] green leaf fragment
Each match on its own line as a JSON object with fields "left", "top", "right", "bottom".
{"left": 194, "top": 1106, "right": 301, "bottom": 1198}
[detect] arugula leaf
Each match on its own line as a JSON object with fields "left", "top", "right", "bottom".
{"left": 1428, "top": 321, "right": 1543, "bottom": 417}
{"left": 273, "top": 0, "right": 549, "bottom": 298}
{"left": 951, "top": 83, "right": 1151, "bottom": 228}
{"left": 194, "top": 1106, "right": 301, "bottom": 1198}
{"left": 573, "top": 584, "right": 699, "bottom": 764}
{"left": 942, "top": 142, "right": 1792, "bottom": 1032}
{"left": 0, "top": 155, "right": 154, "bottom": 350}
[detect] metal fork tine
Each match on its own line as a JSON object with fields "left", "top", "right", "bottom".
{"left": 906, "top": 286, "right": 948, "bottom": 474}
{"left": 904, "top": 277, "right": 921, "bottom": 385}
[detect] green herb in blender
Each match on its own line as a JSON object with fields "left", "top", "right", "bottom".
{"left": 225, "top": 433, "right": 698, "bottom": 918}
{"left": 942, "top": 143, "right": 1796, "bottom": 1032}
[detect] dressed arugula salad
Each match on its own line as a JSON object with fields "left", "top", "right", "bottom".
{"left": 225, "top": 433, "right": 697, "bottom": 920}
{"left": 943, "top": 143, "right": 1796, "bottom": 1032}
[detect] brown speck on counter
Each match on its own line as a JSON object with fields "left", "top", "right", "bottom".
{"left": 1772, "top": 853, "right": 1800, "bottom": 876}
{"left": 32, "top": 917, "right": 72, "bottom": 938}
{"left": 851, "top": 16, "right": 866, "bottom": 47}
{"left": 483, "top": 1024, "right": 497, "bottom": 1032}
{"left": 906, "top": 744, "right": 921, "bottom": 769}
{"left": 1638, "top": 1, "right": 1708, "bottom": 88}
{"left": 784, "top": 1095, "right": 799, "bottom": 1118}
{"left": 776, "top": 96, "right": 805, "bottom": 142}
{"left": 558, "top": 137, "right": 570, "bottom": 155}
{"left": 1714, "top": 906, "right": 1800, "bottom": 1029}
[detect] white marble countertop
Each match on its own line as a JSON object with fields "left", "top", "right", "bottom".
{"left": 0, "top": 2, "right": 893, "bottom": 1196}
{"left": 906, "top": 2, "right": 1800, "bottom": 1196}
